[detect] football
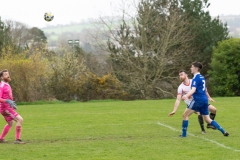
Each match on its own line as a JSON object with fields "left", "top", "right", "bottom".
{"left": 44, "top": 12, "right": 54, "bottom": 22}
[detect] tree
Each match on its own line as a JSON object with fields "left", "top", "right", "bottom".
{"left": 27, "top": 27, "right": 47, "bottom": 43}
{"left": 107, "top": 0, "right": 195, "bottom": 99}
{"left": 180, "top": 0, "right": 229, "bottom": 75}
{"left": 49, "top": 49, "right": 89, "bottom": 101}
{"left": 4, "top": 20, "right": 29, "bottom": 51}
{"left": 208, "top": 38, "right": 240, "bottom": 96}
{"left": 1, "top": 19, "right": 48, "bottom": 55}
{"left": 0, "top": 47, "right": 52, "bottom": 102}
{"left": 0, "top": 17, "right": 13, "bottom": 55}
{"left": 26, "top": 27, "right": 47, "bottom": 50}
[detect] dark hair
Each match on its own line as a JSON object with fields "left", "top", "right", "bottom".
{"left": 179, "top": 70, "right": 188, "bottom": 74}
{"left": 192, "top": 62, "right": 203, "bottom": 71}
{"left": 0, "top": 69, "right": 8, "bottom": 77}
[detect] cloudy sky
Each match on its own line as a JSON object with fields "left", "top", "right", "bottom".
{"left": 0, "top": 0, "right": 239, "bottom": 28}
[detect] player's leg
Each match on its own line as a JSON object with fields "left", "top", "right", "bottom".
{"left": 207, "top": 104, "right": 217, "bottom": 129}
{"left": 202, "top": 115, "right": 228, "bottom": 136}
{"left": 209, "top": 104, "right": 217, "bottom": 119}
{"left": 0, "top": 121, "right": 13, "bottom": 143}
{"left": 200, "top": 103, "right": 229, "bottom": 136}
{"left": 181, "top": 108, "right": 195, "bottom": 137}
{"left": 13, "top": 115, "right": 25, "bottom": 144}
{"left": 197, "top": 112, "right": 206, "bottom": 134}
{"left": 0, "top": 110, "right": 14, "bottom": 142}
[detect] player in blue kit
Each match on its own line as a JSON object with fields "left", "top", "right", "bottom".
{"left": 180, "top": 62, "right": 229, "bottom": 137}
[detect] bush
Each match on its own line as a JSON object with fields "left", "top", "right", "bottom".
{"left": 79, "top": 73, "right": 127, "bottom": 101}
{"left": 209, "top": 38, "right": 240, "bottom": 96}
{"left": 0, "top": 50, "right": 52, "bottom": 101}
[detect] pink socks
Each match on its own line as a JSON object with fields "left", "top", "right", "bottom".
{"left": 16, "top": 126, "right": 22, "bottom": 140}
{"left": 0, "top": 124, "right": 11, "bottom": 140}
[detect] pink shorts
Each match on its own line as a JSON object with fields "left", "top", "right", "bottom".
{"left": 0, "top": 107, "right": 19, "bottom": 122}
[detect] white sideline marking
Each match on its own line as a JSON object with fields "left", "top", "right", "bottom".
{"left": 157, "top": 122, "right": 240, "bottom": 152}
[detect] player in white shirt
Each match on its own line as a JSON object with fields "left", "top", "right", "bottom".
{"left": 168, "top": 70, "right": 217, "bottom": 134}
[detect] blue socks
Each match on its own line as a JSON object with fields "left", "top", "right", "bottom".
{"left": 181, "top": 120, "right": 225, "bottom": 137}
{"left": 182, "top": 120, "right": 188, "bottom": 137}
{"left": 211, "top": 120, "right": 225, "bottom": 134}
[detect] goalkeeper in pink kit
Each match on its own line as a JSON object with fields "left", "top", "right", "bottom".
{"left": 0, "top": 69, "right": 25, "bottom": 144}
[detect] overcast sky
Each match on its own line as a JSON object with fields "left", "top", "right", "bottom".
{"left": 0, "top": 0, "right": 239, "bottom": 28}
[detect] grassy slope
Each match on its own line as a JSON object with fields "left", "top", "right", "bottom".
{"left": 42, "top": 24, "right": 93, "bottom": 34}
{"left": 41, "top": 21, "right": 125, "bottom": 41}
{"left": 0, "top": 97, "right": 239, "bottom": 160}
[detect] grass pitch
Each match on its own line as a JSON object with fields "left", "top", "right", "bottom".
{"left": 0, "top": 97, "right": 239, "bottom": 160}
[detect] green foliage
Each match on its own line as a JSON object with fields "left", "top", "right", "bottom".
{"left": 1, "top": 1, "right": 230, "bottom": 101}
{"left": 0, "top": 49, "right": 53, "bottom": 101}
{"left": 0, "top": 18, "right": 49, "bottom": 55}
{"left": 0, "top": 42, "right": 125, "bottom": 102}
{"left": 27, "top": 27, "right": 47, "bottom": 43}
{"left": 16, "top": 100, "right": 64, "bottom": 105}
{"left": 107, "top": 0, "right": 229, "bottom": 100}
{"left": 0, "top": 98, "right": 239, "bottom": 159}
{"left": 80, "top": 73, "right": 127, "bottom": 101}
{"left": 49, "top": 47, "right": 124, "bottom": 102}
{"left": 0, "top": 17, "right": 17, "bottom": 55}
{"left": 65, "top": 72, "right": 124, "bottom": 101}
{"left": 108, "top": 0, "right": 193, "bottom": 99}
{"left": 209, "top": 38, "right": 240, "bottom": 96}
{"left": 180, "top": 0, "right": 229, "bottom": 74}
{"left": 25, "top": 27, "right": 48, "bottom": 53}
{"left": 49, "top": 51, "right": 89, "bottom": 101}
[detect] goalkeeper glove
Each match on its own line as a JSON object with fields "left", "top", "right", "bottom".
{"left": 5, "top": 99, "right": 17, "bottom": 109}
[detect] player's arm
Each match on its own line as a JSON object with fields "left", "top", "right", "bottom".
{"left": 206, "top": 88, "right": 215, "bottom": 102}
{"left": 0, "top": 98, "right": 14, "bottom": 105}
{"left": 182, "top": 87, "right": 196, "bottom": 100}
{"left": 0, "top": 87, "right": 9, "bottom": 103}
{"left": 0, "top": 87, "right": 16, "bottom": 108}
{"left": 0, "top": 87, "right": 5, "bottom": 103}
{"left": 0, "top": 98, "right": 6, "bottom": 103}
{"left": 168, "top": 94, "right": 182, "bottom": 116}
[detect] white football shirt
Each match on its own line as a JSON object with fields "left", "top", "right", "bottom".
{"left": 177, "top": 79, "right": 193, "bottom": 105}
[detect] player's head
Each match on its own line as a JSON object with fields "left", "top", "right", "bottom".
{"left": 0, "top": 69, "right": 11, "bottom": 82}
{"left": 191, "top": 62, "right": 202, "bottom": 74}
{"left": 179, "top": 70, "right": 188, "bottom": 82}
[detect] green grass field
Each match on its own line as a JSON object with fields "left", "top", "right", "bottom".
{"left": 0, "top": 97, "right": 239, "bottom": 160}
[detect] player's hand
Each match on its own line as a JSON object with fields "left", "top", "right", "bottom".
{"left": 208, "top": 97, "right": 215, "bottom": 102}
{"left": 6, "top": 99, "right": 17, "bottom": 109}
{"left": 182, "top": 95, "right": 187, "bottom": 100}
{"left": 168, "top": 111, "right": 176, "bottom": 117}
{"left": 12, "top": 105, "right": 17, "bottom": 110}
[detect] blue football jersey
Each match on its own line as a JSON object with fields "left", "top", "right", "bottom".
{"left": 191, "top": 73, "right": 208, "bottom": 101}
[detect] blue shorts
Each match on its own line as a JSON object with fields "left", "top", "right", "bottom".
{"left": 187, "top": 99, "right": 209, "bottom": 115}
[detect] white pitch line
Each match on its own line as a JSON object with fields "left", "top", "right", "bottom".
{"left": 157, "top": 122, "right": 240, "bottom": 153}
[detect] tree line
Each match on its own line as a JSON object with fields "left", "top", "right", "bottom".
{"left": 0, "top": 0, "right": 239, "bottom": 102}
{"left": 105, "top": 0, "right": 230, "bottom": 98}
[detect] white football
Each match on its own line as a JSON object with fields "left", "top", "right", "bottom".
{"left": 44, "top": 12, "right": 54, "bottom": 22}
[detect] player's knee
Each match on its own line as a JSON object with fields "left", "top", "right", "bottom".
{"left": 16, "top": 116, "right": 23, "bottom": 124}
{"left": 182, "top": 113, "right": 188, "bottom": 119}
{"left": 19, "top": 117, "right": 23, "bottom": 123}
{"left": 205, "top": 119, "right": 212, "bottom": 124}
{"left": 7, "top": 121, "right": 14, "bottom": 126}
{"left": 203, "top": 116, "right": 212, "bottom": 124}
{"left": 209, "top": 106, "right": 217, "bottom": 114}
{"left": 212, "top": 109, "right": 217, "bottom": 114}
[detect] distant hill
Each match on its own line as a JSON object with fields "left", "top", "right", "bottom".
{"left": 41, "top": 15, "right": 240, "bottom": 48}
{"left": 42, "top": 22, "right": 95, "bottom": 41}
{"left": 218, "top": 15, "right": 240, "bottom": 37}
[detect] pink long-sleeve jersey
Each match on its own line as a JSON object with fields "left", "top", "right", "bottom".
{"left": 0, "top": 81, "right": 13, "bottom": 110}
